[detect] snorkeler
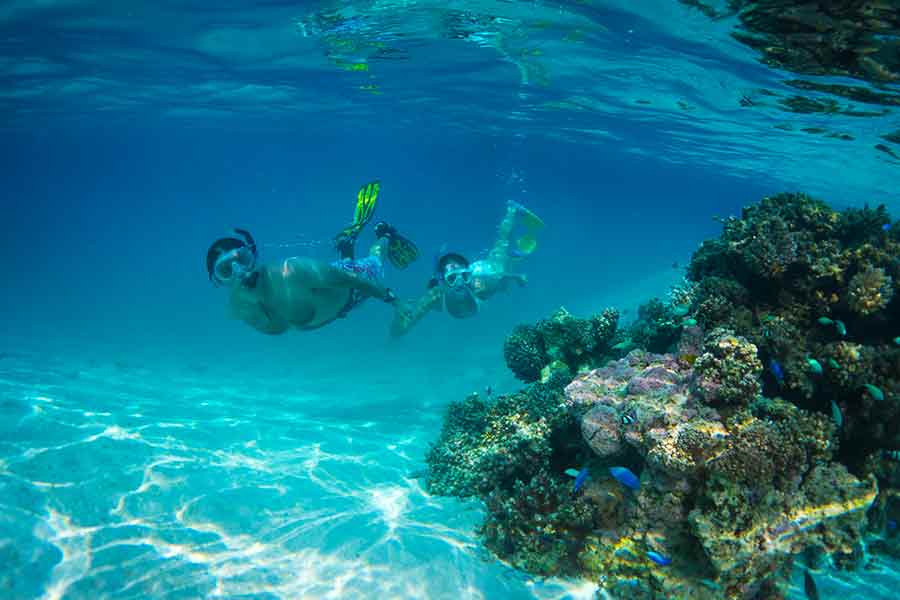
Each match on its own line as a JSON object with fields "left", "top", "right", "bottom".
{"left": 206, "top": 181, "right": 419, "bottom": 335}
{"left": 390, "top": 200, "right": 544, "bottom": 337}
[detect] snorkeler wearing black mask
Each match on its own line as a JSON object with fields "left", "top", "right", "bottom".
{"left": 206, "top": 182, "right": 419, "bottom": 335}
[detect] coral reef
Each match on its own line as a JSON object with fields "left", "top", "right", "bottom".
{"left": 563, "top": 350, "right": 875, "bottom": 597}
{"left": 502, "top": 307, "right": 619, "bottom": 383}
{"left": 429, "top": 329, "right": 876, "bottom": 597}
{"left": 683, "top": 192, "right": 900, "bottom": 468}
{"left": 427, "top": 191, "right": 900, "bottom": 598}
{"left": 425, "top": 376, "right": 572, "bottom": 498}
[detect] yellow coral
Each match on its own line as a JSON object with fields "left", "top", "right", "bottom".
{"left": 847, "top": 266, "right": 894, "bottom": 315}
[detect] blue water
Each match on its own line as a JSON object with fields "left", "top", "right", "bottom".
{"left": 2, "top": 1, "right": 899, "bottom": 598}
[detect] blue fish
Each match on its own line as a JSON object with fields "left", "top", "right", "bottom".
{"left": 647, "top": 550, "right": 672, "bottom": 566}
{"left": 769, "top": 359, "right": 784, "bottom": 383}
{"left": 883, "top": 223, "right": 892, "bottom": 232}
{"left": 888, "top": 519, "right": 897, "bottom": 531}
{"left": 609, "top": 466, "right": 640, "bottom": 490}
{"left": 573, "top": 467, "right": 590, "bottom": 493}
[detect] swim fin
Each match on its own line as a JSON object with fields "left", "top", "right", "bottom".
{"left": 388, "top": 232, "right": 420, "bottom": 269}
{"left": 334, "top": 181, "right": 380, "bottom": 259}
{"left": 375, "top": 221, "right": 420, "bottom": 269}
{"left": 510, "top": 201, "right": 544, "bottom": 256}
{"left": 354, "top": 181, "right": 379, "bottom": 229}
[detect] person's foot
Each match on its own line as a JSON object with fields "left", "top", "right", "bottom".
{"left": 507, "top": 199, "right": 523, "bottom": 214}
{"left": 374, "top": 221, "right": 397, "bottom": 240}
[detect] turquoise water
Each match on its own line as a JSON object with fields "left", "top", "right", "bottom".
{"left": 2, "top": 1, "right": 899, "bottom": 598}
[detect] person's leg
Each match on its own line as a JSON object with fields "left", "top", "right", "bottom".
{"left": 487, "top": 202, "right": 519, "bottom": 268}
{"left": 366, "top": 237, "right": 387, "bottom": 261}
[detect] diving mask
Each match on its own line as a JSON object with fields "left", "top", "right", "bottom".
{"left": 214, "top": 246, "right": 256, "bottom": 284}
{"left": 444, "top": 267, "right": 473, "bottom": 288}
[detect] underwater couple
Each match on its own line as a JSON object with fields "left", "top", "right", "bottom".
{"left": 205, "top": 181, "right": 544, "bottom": 337}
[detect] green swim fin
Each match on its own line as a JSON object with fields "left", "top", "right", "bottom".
{"left": 354, "top": 181, "right": 379, "bottom": 229}
{"left": 388, "top": 233, "right": 420, "bottom": 269}
{"left": 375, "top": 221, "right": 420, "bottom": 269}
{"left": 334, "top": 181, "right": 380, "bottom": 259}
{"left": 511, "top": 201, "right": 545, "bottom": 256}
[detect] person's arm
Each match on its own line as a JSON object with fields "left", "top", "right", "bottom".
{"left": 228, "top": 283, "right": 291, "bottom": 335}
{"left": 390, "top": 287, "right": 443, "bottom": 337}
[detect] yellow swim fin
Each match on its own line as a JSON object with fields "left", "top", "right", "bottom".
{"left": 387, "top": 232, "right": 420, "bottom": 269}
{"left": 512, "top": 202, "right": 544, "bottom": 256}
{"left": 354, "top": 181, "right": 379, "bottom": 229}
{"left": 334, "top": 181, "right": 380, "bottom": 259}
{"left": 515, "top": 232, "right": 539, "bottom": 256}
{"left": 517, "top": 203, "right": 545, "bottom": 231}
{"left": 374, "top": 221, "right": 419, "bottom": 269}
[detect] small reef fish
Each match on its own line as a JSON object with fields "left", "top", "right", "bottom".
{"left": 610, "top": 466, "right": 640, "bottom": 490}
{"left": 886, "top": 450, "right": 900, "bottom": 461}
{"left": 573, "top": 467, "right": 590, "bottom": 493}
{"left": 621, "top": 411, "right": 636, "bottom": 426}
{"left": 564, "top": 468, "right": 581, "bottom": 478}
{"left": 834, "top": 320, "right": 847, "bottom": 336}
{"left": 894, "top": 336, "right": 900, "bottom": 346}
{"left": 484, "top": 385, "right": 494, "bottom": 399}
{"left": 769, "top": 359, "right": 785, "bottom": 383}
{"left": 817, "top": 317, "right": 834, "bottom": 326}
{"left": 806, "top": 358, "right": 823, "bottom": 375}
{"left": 883, "top": 222, "right": 892, "bottom": 232}
{"left": 646, "top": 550, "right": 672, "bottom": 566}
{"left": 888, "top": 519, "right": 897, "bottom": 531}
{"left": 804, "top": 569, "right": 819, "bottom": 600}
{"left": 682, "top": 318, "right": 698, "bottom": 327}
{"left": 831, "top": 400, "right": 843, "bottom": 429}
{"left": 862, "top": 383, "right": 885, "bottom": 401}
{"left": 827, "top": 358, "right": 840, "bottom": 369}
